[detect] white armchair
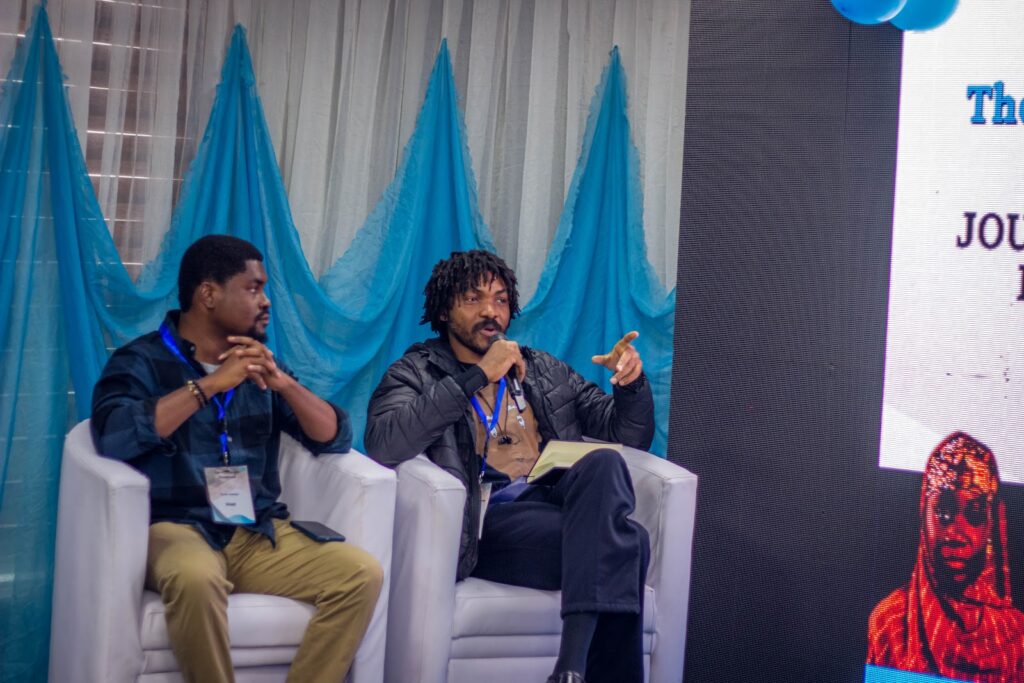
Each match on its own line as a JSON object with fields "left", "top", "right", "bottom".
{"left": 49, "top": 420, "right": 396, "bottom": 683}
{"left": 385, "top": 447, "right": 697, "bottom": 683}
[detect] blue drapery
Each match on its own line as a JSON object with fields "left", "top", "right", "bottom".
{"left": 63, "top": 27, "right": 495, "bottom": 441}
{"left": 0, "top": 9, "right": 76, "bottom": 679}
{"left": 517, "top": 48, "right": 675, "bottom": 454}
{"left": 0, "top": 8, "right": 673, "bottom": 679}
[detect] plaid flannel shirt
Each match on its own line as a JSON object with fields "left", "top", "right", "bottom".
{"left": 90, "top": 311, "right": 352, "bottom": 549}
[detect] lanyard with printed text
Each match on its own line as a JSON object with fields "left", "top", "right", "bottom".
{"left": 469, "top": 376, "right": 505, "bottom": 478}
{"left": 160, "top": 322, "right": 235, "bottom": 464}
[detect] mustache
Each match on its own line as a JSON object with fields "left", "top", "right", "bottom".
{"left": 473, "top": 318, "right": 502, "bottom": 333}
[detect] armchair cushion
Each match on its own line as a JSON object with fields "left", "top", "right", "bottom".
{"left": 139, "top": 593, "right": 315, "bottom": 651}
{"left": 450, "top": 579, "right": 656, "bottom": 638}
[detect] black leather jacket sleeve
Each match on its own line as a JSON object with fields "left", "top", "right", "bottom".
{"left": 571, "top": 369, "right": 655, "bottom": 451}
{"left": 364, "top": 354, "right": 472, "bottom": 467}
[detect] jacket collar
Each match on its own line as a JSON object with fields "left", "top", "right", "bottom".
{"left": 162, "top": 310, "right": 200, "bottom": 361}
{"left": 419, "top": 336, "right": 466, "bottom": 376}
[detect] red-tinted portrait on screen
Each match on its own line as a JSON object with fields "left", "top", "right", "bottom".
{"left": 867, "top": 432, "right": 1024, "bottom": 682}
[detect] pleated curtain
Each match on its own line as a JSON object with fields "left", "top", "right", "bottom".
{"left": 0, "top": 0, "right": 688, "bottom": 296}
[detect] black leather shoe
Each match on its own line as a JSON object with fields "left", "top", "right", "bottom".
{"left": 545, "top": 672, "right": 585, "bottom": 683}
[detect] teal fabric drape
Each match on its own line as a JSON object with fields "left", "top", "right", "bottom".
{"left": 63, "top": 27, "right": 494, "bottom": 442}
{"left": 0, "top": 9, "right": 77, "bottom": 679}
{"left": 317, "top": 38, "right": 496, "bottom": 439}
{"left": 0, "top": 13, "right": 493, "bottom": 678}
{"left": 0, "top": 8, "right": 673, "bottom": 680}
{"left": 517, "top": 48, "right": 675, "bottom": 454}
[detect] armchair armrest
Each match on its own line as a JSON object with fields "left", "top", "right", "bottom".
{"left": 50, "top": 420, "right": 150, "bottom": 683}
{"left": 278, "top": 435, "right": 396, "bottom": 683}
{"left": 386, "top": 455, "right": 466, "bottom": 683}
{"left": 621, "top": 446, "right": 698, "bottom": 683}
{"left": 278, "top": 434, "right": 396, "bottom": 563}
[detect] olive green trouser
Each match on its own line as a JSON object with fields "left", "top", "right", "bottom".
{"left": 145, "top": 518, "right": 383, "bottom": 683}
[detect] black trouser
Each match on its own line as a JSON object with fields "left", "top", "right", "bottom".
{"left": 471, "top": 448, "right": 651, "bottom": 683}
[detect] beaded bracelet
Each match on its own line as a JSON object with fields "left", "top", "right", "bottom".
{"left": 185, "top": 380, "right": 207, "bottom": 408}
{"left": 192, "top": 379, "right": 209, "bottom": 405}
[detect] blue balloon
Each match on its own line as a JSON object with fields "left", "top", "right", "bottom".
{"left": 891, "top": 0, "right": 958, "bottom": 31}
{"left": 831, "top": 0, "right": 907, "bottom": 25}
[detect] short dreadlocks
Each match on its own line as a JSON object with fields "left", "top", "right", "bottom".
{"left": 421, "top": 250, "right": 520, "bottom": 334}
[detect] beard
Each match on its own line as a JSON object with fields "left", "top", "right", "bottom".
{"left": 246, "top": 324, "right": 268, "bottom": 343}
{"left": 246, "top": 310, "right": 270, "bottom": 342}
{"left": 449, "top": 327, "right": 489, "bottom": 357}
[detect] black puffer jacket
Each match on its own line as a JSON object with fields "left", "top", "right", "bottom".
{"left": 365, "top": 337, "right": 654, "bottom": 579}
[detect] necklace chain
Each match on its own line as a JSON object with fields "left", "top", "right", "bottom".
{"left": 477, "top": 383, "right": 512, "bottom": 444}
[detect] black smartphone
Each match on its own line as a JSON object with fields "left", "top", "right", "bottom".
{"left": 290, "top": 520, "right": 346, "bottom": 543}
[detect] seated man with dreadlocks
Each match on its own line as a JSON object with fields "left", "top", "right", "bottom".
{"left": 365, "top": 250, "right": 654, "bottom": 683}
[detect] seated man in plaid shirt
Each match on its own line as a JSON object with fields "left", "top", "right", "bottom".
{"left": 91, "top": 235, "right": 382, "bottom": 683}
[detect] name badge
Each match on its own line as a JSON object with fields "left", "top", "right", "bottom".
{"left": 204, "top": 465, "right": 256, "bottom": 525}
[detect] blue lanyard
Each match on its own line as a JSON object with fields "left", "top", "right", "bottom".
{"left": 469, "top": 377, "right": 505, "bottom": 477}
{"left": 159, "top": 323, "right": 235, "bottom": 464}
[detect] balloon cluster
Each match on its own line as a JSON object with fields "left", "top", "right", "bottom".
{"left": 830, "top": 0, "right": 958, "bottom": 31}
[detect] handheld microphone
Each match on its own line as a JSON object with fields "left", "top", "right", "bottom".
{"left": 492, "top": 332, "right": 528, "bottom": 413}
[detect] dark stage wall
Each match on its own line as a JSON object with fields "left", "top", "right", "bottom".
{"left": 667, "top": 2, "right": 1024, "bottom": 681}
